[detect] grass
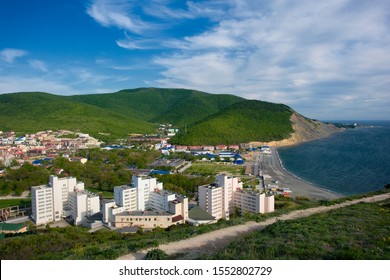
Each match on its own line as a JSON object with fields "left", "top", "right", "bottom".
{"left": 184, "top": 162, "right": 245, "bottom": 176}
{"left": 203, "top": 199, "right": 390, "bottom": 259}
{"left": 0, "top": 199, "right": 31, "bottom": 208}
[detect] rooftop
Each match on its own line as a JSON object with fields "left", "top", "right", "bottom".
{"left": 117, "top": 210, "right": 172, "bottom": 217}
{"left": 0, "top": 222, "right": 27, "bottom": 232}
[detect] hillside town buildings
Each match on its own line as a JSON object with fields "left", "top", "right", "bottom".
{"left": 198, "top": 174, "right": 274, "bottom": 220}
{"left": 103, "top": 175, "right": 188, "bottom": 229}
{"left": 31, "top": 176, "right": 100, "bottom": 225}
{"left": 0, "top": 130, "right": 101, "bottom": 166}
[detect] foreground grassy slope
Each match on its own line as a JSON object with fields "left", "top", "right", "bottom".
{"left": 170, "top": 100, "right": 294, "bottom": 145}
{"left": 205, "top": 200, "right": 390, "bottom": 260}
{"left": 0, "top": 92, "right": 155, "bottom": 136}
{"left": 69, "top": 88, "right": 244, "bottom": 127}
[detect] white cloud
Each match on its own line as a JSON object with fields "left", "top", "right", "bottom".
{"left": 0, "top": 48, "right": 28, "bottom": 63}
{"left": 151, "top": 0, "right": 390, "bottom": 119}
{"left": 86, "top": 0, "right": 157, "bottom": 34}
{"left": 0, "top": 76, "right": 75, "bottom": 95}
{"left": 28, "top": 59, "right": 48, "bottom": 72}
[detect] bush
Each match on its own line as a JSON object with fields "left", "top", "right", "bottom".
{"left": 144, "top": 248, "right": 168, "bottom": 260}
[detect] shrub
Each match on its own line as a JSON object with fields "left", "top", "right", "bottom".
{"left": 144, "top": 248, "right": 168, "bottom": 260}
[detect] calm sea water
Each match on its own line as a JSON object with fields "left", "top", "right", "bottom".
{"left": 278, "top": 121, "right": 390, "bottom": 195}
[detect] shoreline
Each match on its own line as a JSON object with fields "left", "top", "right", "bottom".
{"left": 255, "top": 147, "right": 342, "bottom": 200}
{"left": 273, "top": 148, "right": 343, "bottom": 199}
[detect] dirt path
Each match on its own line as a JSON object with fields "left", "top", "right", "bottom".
{"left": 117, "top": 193, "right": 390, "bottom": 260}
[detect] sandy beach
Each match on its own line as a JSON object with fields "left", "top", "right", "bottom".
{"left": 257, "top": 147, "right": 342, "bottom": 200}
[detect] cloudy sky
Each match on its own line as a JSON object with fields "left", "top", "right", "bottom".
{"left": 1, "top": 0, "right": 389, "bottom": 120}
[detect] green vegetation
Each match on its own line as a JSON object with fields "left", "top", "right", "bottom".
{"left": 154, "top": 174, "right": 214, "bottom": 198}
{"left": 1, "top": 191, "right": 388, "bottom": 260}
{"left": 184, "top": 162, "right": 245, "bottom": 176}
{"left": 0, "top": 163, "right": 50, "bottom": 196}
{"left": 0, "top": 149, "right": 161, "bottom": 195}
{"left": 144, "top": 248, "right": 168, "bottom": 260}
{"left": 204, "top": 200, "right": 390, "bottom": 259}
{"left": 0, "top": 91, "right": 156, "bottom": 138}
{"left": 170, "top": 100, "right": 294, "bottom": 145}
{"left": 53, "top": 149, "right": 161, "bottom": 192}
{"left": 69, "top": 88, "right": 244, "bottom": 127}
{"left": 0, "top": 199, "right": 31, "bottom": 208}
{"left": 1, "top": 88, "right": 296, "bottom": 144}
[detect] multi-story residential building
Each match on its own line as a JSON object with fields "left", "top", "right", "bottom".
{"left": 132, "top": 175, "right": 163, "bottom": 210}
{"left": 49, "top": 175, "right": 84, "bottom": 221}
{"left": 69, "top": 190, "right": 100, "bottom": 226}
{"left": 233, "top": 190, "right": 275, "bottom": 214}
{"left": 103, "top": 175, "right": 188, "bottom": 228}
{"left": 198, "top": 174, "right": 275, "bottom": 220}
{"left": 31, "top": 185, "right": 54, "bottom": 225}
{"left": 114, "top": 195, "right": 188, "bottom": 229}
{"left": 198, "top": 184, "right": 224, "bottom": 220}
{"left": 114, "top": 185, "right": 138, "bottom": 211}
{"left": 199, "top": 175, "right": 242, "bottom": 220}
{"left": 149, "top": 189, "right": 177, "bottom": 212}
{"left": 31, "top": 176, "right": 100, "bottom": 225}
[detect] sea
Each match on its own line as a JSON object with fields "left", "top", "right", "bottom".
{"left": 277, "top": 120, "right": 390, "bottom": 196}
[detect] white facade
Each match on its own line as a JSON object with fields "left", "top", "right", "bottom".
{"left": 198, "top": 185, "right": 224, "bottom": 220}
{"left": 264, "top": 195, "right": 275, "bottom": 213}
{"left": 69, "top": 191, "right": 100, "bottom": 226}
{"left": 114, "top": 185, "right": 138, "bottom": 211}
{"left": 49, "top": 175, "right": 84, "bottom": 221}
{"left": 31, "top": 185, "right": 54, "bottom": 225}
{"left": 105, "top": 176, "right": 188, "bottom": 227}
{"left": 149, "top": 190, "right": 177, "bottom": 212}
{"left": 132, "top": 175, "right": 162, "bottom": 210}
{"left": 31, "top": 176, "right": 99, "bottom": 225}
{"left": 198, "top": 174, "right": 274, "bottom": 220}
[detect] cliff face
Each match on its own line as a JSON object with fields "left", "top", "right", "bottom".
{"left": 250, "top": 112, "right": 343, "bottom": 147}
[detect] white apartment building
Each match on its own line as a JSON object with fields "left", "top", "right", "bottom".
{"left": 114, "top": 195, "right": 189, "bottom": 229}
{"left": 31, "top": 185, "right": 54, "bottom": 225}
{"left": 149, "top": 189, "right": 177, "bottom": 212}
{"left": 198, "top": 174, "right": 274, "bottom": 220}
{"left": 198, "top": 175, "right": 243, "bottom": 220}
{"left": 31, "top": 176, "right": 100, "bottom": 225}
{"left": 69, "top": 190, "right": 100, "bottom": 226}
{"left": 234, "top": 190, "right": 275, "bottom": 214}
{"left": 49, "top": 175, "right": 85, "bottom": 221}
{"left": 198, "top": 184, "right": 224, "bottom": 220}
{"left": 103, "top": 175, "right": 188, "bottom": 227}
{"left": 132, "top": 175, "right": 163, "bottom": 210}
{"left": 114, "top": 185, "right": 138, "bottom": 211}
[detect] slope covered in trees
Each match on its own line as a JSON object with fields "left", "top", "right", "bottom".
{"left": 0, "top": 88, "right": 305, "bottom": 144}
{"left": 170, "top": 100, "right": 294, "bottom": 145}
{"left": 0, "top": 92, "right": 155, "bottom": 137}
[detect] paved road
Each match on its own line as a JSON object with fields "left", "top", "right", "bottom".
{"left": 117, "top": 193, "right": 390, "bottom": 260}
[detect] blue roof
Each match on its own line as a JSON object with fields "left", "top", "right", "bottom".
{"left": 150, "top": 170, "right": 170, "bottom": 175}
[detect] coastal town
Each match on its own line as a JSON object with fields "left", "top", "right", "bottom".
{"left": 0, "top": 128, "right": 284, "bottom": 239}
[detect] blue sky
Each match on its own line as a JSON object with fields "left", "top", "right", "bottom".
{"left": 1, "top": 0, "right": 389, "bottom": 120}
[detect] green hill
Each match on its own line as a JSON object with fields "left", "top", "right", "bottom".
{"left": 69, "top": 88, "right": 243, "bottom": 126}
{"left": 0, "top": 88, "right": 298, "bottom": 144}
{"left": 0, "top": 92, "right": 155, "bottom": 137}
{"left": 170, "top": 100, "right": 294, "bottom": 145}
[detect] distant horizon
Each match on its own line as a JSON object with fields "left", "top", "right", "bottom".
{"left": 1, "top": 0, "right": 389, "bottom": 120}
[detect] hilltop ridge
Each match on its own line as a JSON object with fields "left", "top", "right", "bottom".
{"left": 0, "top": 88, "right": 341, "bottom": 145}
